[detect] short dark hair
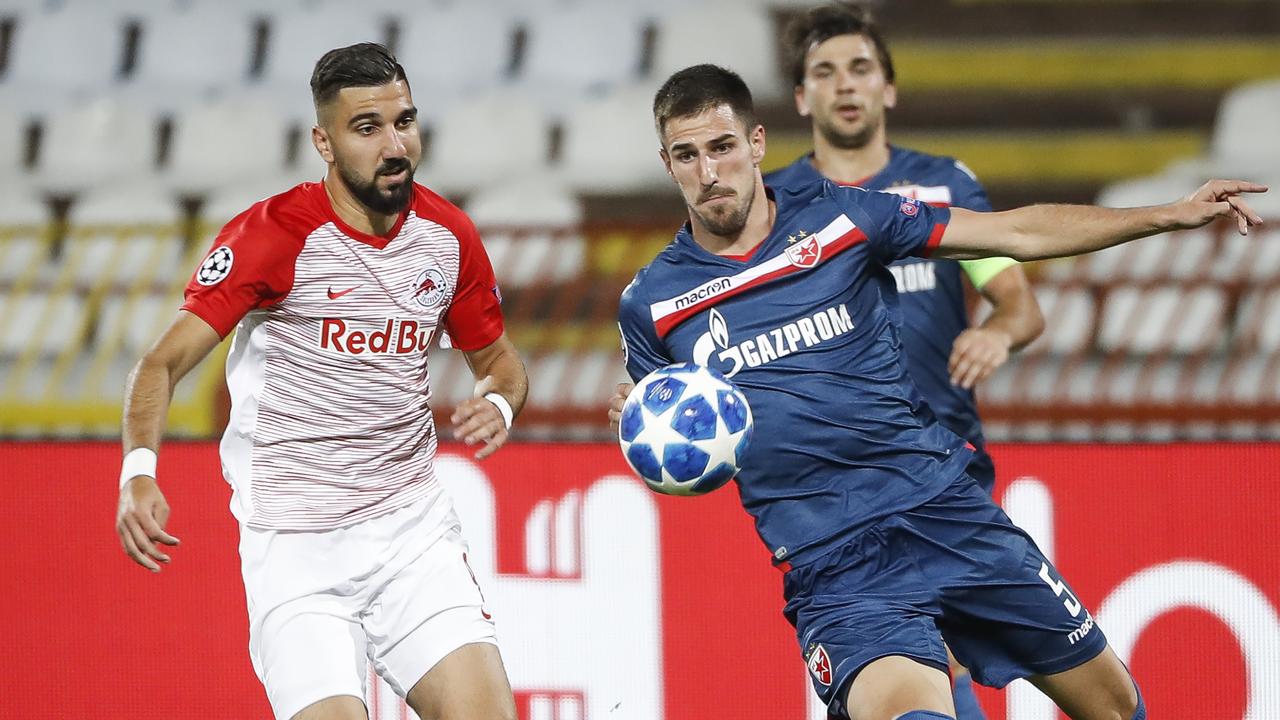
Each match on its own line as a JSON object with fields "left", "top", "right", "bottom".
{"left": 652, "top": 64, "right": 758, "bottom": 142}
{"left": 783, "top": 2, "right": 895, "bottom": 88}
{"left": 310, "top": 42, "right": 409, "bottom": 108}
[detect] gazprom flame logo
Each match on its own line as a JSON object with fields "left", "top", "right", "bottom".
{"left": 692, "top": 305, "right": 855, "bottom": 378}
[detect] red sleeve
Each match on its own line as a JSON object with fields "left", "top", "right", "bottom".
{"left": 181, "top": 190, "right": 311, "bottom": 338}
{"left": 422, "top": 191, "right": 504, "bottom": 351}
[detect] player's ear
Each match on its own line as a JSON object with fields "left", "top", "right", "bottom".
{"left": 750, "top": 124, "right": 766, "bottom": 166}
{"left": 884, "top": 82, "right": 898, "bottom": 111}
{"left": 794, "top": 85, "right": 812, "bottom": 118}
{"left": 312, "top": 125, "right": 335, "bottom": 164}
{"left": 658, "top": 147, "right": 674, "bottom": 179}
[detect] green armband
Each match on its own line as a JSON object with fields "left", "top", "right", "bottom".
{"left": 959, "top": 256, "right": 1019, "bottom": 290}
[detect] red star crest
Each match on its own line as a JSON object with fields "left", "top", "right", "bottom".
{"left": 785, "top": 235, "right": 822, "bottom": 268}
{"left": 807, "top": 644, "right": 833, "bottom": 686}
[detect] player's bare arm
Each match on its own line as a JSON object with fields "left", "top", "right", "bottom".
{"left": 935, "top": 179, "right": 1268, "bottom": 262}
{"left": 452, "top": 331, "right": 528, "bottom": 459}
{"left": 116, "top": 310, "right": 221, "bottom": 572}
{"left": 949, "top": 265, "right": 1044, "bottom": 389}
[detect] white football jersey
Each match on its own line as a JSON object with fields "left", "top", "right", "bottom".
{"left": 183, "top": 182, "right": 504, "bottom": 530}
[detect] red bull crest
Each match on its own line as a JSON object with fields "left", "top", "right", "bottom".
{"left": 411, "top": 266, "right": 448, "bottom": 308}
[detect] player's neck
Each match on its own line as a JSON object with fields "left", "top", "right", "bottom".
{"left": 323, "top": 173, "right": 402, "bottom": 237}
{"left": 812, "top": 128, "right": 891, "bottom": 186}
{"left": 690, "top": 181, "right": 776, "bottom": 257}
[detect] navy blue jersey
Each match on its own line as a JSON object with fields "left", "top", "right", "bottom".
{"left": 766, "top": 146, "right": 997, "bottom": 486}
{"left": 618, "top": 182, "right": 973, "bottom": 564}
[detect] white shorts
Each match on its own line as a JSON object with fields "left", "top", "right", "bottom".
{"left": 239, "top": 492, "right": 497, "bottom": 720}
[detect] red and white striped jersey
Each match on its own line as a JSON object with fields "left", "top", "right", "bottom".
{"left": 182, "top": 182, "right": 503, "bottom": 530}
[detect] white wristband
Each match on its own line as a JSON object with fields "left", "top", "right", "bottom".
{"left": 120, "top": 448, "right": 158, "bottom": 489}
{"left": 483, "top": 392, "right": 514, "bottom": 430}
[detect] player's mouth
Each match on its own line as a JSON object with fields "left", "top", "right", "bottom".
{"left": 835, "top": 104, "right": 863, "bottom": 122}
{"left": 699, "top": 191, "right": 735, "bottom": 205}
{"left": 377, "top": 161, "right": 411, "bottom": 184}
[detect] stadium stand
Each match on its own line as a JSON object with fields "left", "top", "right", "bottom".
{"left": 0, "top": 0, "right": 1276, "bottom": 439}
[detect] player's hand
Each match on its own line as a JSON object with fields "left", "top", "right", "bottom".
{"left": 452, "top": 396, "right": 509, "bottom": 460}
{"left": 948, "top": 327, "right": 1012, "bottom": 389}
{"left": 608, "top": 383, "right": 633, "bottom": 433}
{"left": 1176, "top": 180, "right": 1267, "bottom": 235}
{"left": 116, "top": 476, "right": 180, "bottom": 572}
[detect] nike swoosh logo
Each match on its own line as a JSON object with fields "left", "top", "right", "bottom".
{"left": 327, "top": 286, "right": 358, "bottom": 300}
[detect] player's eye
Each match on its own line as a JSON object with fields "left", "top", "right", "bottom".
{"left": 396, "top": 116, "right": 415, "bottom": 129}
{"left": 677, "top": 152, "right": 695, "bottom": 162}
{"left": 357, "top": 125, "right": 377, "bottom": 136}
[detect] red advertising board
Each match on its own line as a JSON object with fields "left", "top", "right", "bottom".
{"left": 2, "top": 442, "right": 1276, "bottom": 719}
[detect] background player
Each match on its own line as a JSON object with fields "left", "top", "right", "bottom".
{"left": 766, "top": 5, "right": 1045, "bottom": 714}
{"left": 610, "top": 64, "right": 1264, "bottom": 720}
{"left": 114, "top": 44, "right": 525, "bottom": 720}
{"left": 769, "top": 1, "right": 1043, "bottom": 496}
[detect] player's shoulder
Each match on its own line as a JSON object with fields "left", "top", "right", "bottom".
{"left": 892, "top": 145, "right": 982, "bottom": 188}
{"left": 409, "top": 183, "right": 479, "bottom": 243}
{"left": 216, "top": 182, "right": 326, "bottom": 253}
{"left": 621, "top": 232, "right": 693, "bottom": 306}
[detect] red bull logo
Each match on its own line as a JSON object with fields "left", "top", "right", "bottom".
{"left": 319, "top": 318, "right": 432, "bottom": 355}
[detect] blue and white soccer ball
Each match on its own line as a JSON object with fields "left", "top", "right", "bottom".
{"left": 618, "top": 363, "right": 753, "bottom": 496}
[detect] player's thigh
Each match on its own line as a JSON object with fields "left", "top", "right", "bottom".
{"left": 366, "top": 527, "right": 508, "bottom": 709}
{"left": 290, "top": 695, "right": 368, "bottom": 720}
{"left": 783, "top": 520, "right": 950, "bottom": 718}
{"left": 256, "top": 606, "right": 371, "bottom": 720}
{"left": 908, "top": 480, "right": 1108, "bottom": 688}
{"left": 1027, "top": 644, "right": 1138, "bottom": 720}
{"left": 844, "top": 655, "right": 955, "bottom": 720}
{"left": 405, "top": 641, "right": 516, "bottom": 720}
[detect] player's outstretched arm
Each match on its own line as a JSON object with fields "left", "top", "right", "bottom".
{"left": 949, "top": 264, "right": 1044, "bottom": 389}
{"left": 934, "top": 179, "right": 1268, "bottom": 262}
{"left": 453, "top": 332, "right": 528, "bottom": 460}
{"left": 117, "top": 310, "right": 222, "bottom": 572}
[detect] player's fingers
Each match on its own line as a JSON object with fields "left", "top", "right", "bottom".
{"left": 458, "top": 411, "right": 503, "bottom": 445}
{"left": 140, "top": 511, "right": 180, "bottom": 548}
{"left": 129, "top": 515, "right": 171, "bottom": 564}
{"left": 612, "top": 384, "right": 633, "bottom": 407}
{"left": 950, "top": 358, "right": 973, "bottom": 386}
{"left": 961, "top": 359, "right": 993, "bottom": 389}
{"left": 1227, "top": 195, "right": 1264, "bottom": 231}
{"left": 450, "top": 402, "right": 475, "bottom": 425}
{"left": 121, "top": 519, "right": 161, "bottom": 572}
{"left": 1218, "top": 180, "right": 1269, "bottom": 195}
{"left": 474, "top": 427, "right": 508, "bottom": 460}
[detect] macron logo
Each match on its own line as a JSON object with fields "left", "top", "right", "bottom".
{"left": 673, "top": 277, "right": 733, "bottom": 310}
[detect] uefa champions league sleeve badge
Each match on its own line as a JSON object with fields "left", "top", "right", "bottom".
{"left": 196, "top": 246, "right": 234, "bottom": 286}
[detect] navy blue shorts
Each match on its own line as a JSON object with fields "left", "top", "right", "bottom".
{"left": 964, "top": 446, "right": 996, "bottom": 496}
{"left": 782, "top": 475, "right": 1107, "bottom": 718}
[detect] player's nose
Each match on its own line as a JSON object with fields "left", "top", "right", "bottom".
{"left": 382, "top": 129, "right": 408, "bottom": 159}
{"left": 699, "top": 155, "right": 718, "bottom": 184}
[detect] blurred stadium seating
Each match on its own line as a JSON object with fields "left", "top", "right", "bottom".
{"left": 0, "top": 0, "right": 1277, "bottom": 440}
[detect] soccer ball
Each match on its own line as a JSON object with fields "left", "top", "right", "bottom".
{"left": 618, "top": 363, "right": 753, "bottom": 496}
